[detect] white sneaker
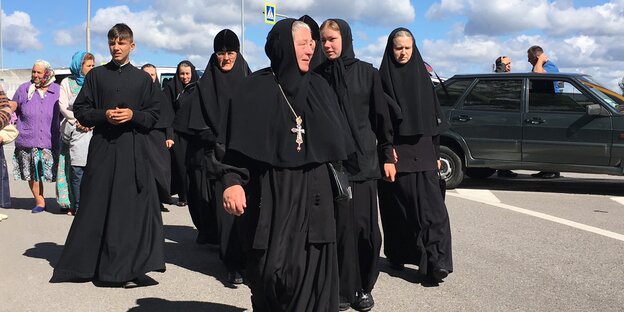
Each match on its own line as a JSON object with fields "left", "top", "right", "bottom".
{"left": 0, "top": 213, "right": 7, "bottom": 221}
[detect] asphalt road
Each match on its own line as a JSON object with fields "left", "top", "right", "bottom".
{"left": 1, "top": 142, "right": 623, "bottom": 311}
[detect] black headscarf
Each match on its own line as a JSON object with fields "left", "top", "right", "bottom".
{"left": 225, "top": 18, "right": 352, "bottom": 167}
{"left": 166, "top": 60, "right": 199, "bottom": 102}
{"left": 168, "top": 60, "right": 199, "bottom": 132}
{"left": 188, "top": 29, "right": 251, "bottom": 138}
{"left": 379, "top": 27, "right": 448, "bottom": 136}
{"left": 315, "top": 19, "right": 364, "bottom": 165}
{"left": 298, "top": 15, "right": 326, "bottom": 70}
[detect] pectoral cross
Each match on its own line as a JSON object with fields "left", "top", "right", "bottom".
{"left": 291, "top": 116, "right": 305, "bottom": 152}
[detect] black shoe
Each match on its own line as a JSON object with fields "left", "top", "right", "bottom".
{"left": 431, "top": 268, "right": 449, "bottom": 282}
{"left": 60, "top": 207, "right": 70, "bottom": 214}
{"left": 388, "top": 259, "right": 405, "bottom": 271}
{"left": 160, "top": 204, "right": 170, "bottom": 212}
{"left": 497, "top": 170, "right": 517, "bottom": 178}
{"left": 122, "top": 279, "right": 139, "bottom": 289}
{"left": 228, "top": 271, "right": 244, "bottom": 285}
{"left": 351, "top": 292, "right": 374, "bottom": 312}
{"left": 339, "top": 301, "right": 351, "bottom": 311}
{"left": 532, "top": 171, "right": 560, "bottom": 179}
{"left": 176, "top": 201, "right": 187, "bottom": 207}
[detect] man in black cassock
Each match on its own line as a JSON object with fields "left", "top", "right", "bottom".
{"left": 221, "top": 19, "right": 353, "bottom": 311}
{"left": 50, "top": 23, "right": 165, "bottom": 286}
{"left": 317, "top": 18, "right": 395, "bottom": 311}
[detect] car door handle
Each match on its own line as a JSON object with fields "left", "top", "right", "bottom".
{"left": 453, "top": 115, "right": 472, "bottom": 122}
{"left": 524, "top": 118, "right": 545, "bottom": 125}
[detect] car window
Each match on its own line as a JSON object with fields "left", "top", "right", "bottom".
{"left": 529, "top": 79, "right": 596, "bottom": 113}
{"left": 579, "top": 77, "right": 624, "bottom": 113}
{"left": 160, "top": 74, "right": 175, "bottom": 90}
{"left": 462, "top": 79, "right": 522, "bottom": 111}
{"left": 436, "top": 79, "right": 472, "bottom": 107}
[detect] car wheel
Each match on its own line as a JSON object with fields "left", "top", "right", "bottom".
{"left": 439, "top": 146, "right": 464, "bottom": 189}
{"left": 465, "top": 168, "right": 496, "bottom": 179}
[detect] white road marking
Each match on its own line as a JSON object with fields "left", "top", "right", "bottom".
{"left": 448, "top": 192, "right": 624, "bottom": 242}
{"left": 609, "top": 197, "right": 624, "bottom": 206}
{"left": 455, "top": 189, "right": 501, "bottom": 203}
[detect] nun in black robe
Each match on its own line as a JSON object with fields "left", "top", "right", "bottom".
{"left": 298, "top": 15, "right": 326, "bottom": 70}
{"left": 377, "top": 27, "right": 453, "bottom": 282}
{"left": 165, "top": 61, "right": 199, "bottom": 206}
{"left": 221, "top": 19, "right": 352, "bottom": 312}
{"left": 316, "top": 19, "right": 394, "bottom": 309}
{"left": 50, "top": 60, "right": 165, "bottom": 284}
{"left": 187, "top": 29, "right": 251, "bottom": 280}
{"left": 144, "top": 70, "right": 174, "bottom": 208}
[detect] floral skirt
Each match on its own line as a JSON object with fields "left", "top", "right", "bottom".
{"left": 13, "top": 148, "right": 57, "bottom": 182}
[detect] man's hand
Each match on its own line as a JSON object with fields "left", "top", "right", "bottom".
{"left": 165, "top": 139, "right": 174, "bottom": 149}
{"left": 106, "top": 107, "right": 133, "bottom": 125}
{"left": 383, "top": 163, "right": 396, "bottom": 182}
{"left": 437, "top": 159, "right": 443, "bottom": 170}
{"left": 223, "top": 185, "right": 246, "bottom": 216}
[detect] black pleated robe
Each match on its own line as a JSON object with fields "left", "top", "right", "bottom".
{"left": 146, "top": 82, "right": 173, "bottom": 203}
{"left": 50, "top": 62, "right": 165, "bottom": 283}
{"left": 377, "top": 27, "right": 453, "bottom": 279}
{"left": 316, "top": 18, "right": 393, "bottom": 300}
{"left": 221, "top": 19, "right": 354, "bottom": 311}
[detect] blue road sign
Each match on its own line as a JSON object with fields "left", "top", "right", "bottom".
{"left": 265, "top": 3, "right": 276, "bottom": 24}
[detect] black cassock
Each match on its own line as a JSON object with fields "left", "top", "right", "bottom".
{"left": 221, "top": 18, "right": 353, "bottom": 312}
{"left": 316, "top": 19, "right": 394, "bottom": 300}
{"left": 146, "top": 82, "right": 174, "bottom": 204}
{"left": 188, "top": 40, "right": 252, "bottom": 270}
{"left": 377, "top": 28, "right": 453, "bottom": 279}
{"left": 50, "top": 62, "right": 165, "bottom": 283}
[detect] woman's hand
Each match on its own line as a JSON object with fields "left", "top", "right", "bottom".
{"left": 165, "top": 140, "right": 174, "bottom": 149}
{"left": 383, "top": 163, "right": 396, "bottom": 182}
{"left": 223, "top": 185, "right": 246, "bottom": 216}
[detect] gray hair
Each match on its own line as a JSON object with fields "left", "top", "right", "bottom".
{"left": 393, "top": 30, "right": 413, "bottom": 39}
{"left": 292, "top": 20, "right": 312, "bottom": 39}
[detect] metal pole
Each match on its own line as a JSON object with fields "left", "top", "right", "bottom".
{"left": 86, "top": 0, "right": 91, "bottom": 52}
{"left": 241, "top": 0, "right": 245, "bottom": 56}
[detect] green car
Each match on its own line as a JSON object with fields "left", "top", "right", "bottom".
{"left": 436, "top": 72, "right": 624, "bottom": 188}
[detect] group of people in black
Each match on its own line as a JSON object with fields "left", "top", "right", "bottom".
{"left": 50, "top": 15, "right": 453, "bottom": 312}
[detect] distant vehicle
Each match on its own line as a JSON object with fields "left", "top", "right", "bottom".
{"left": 436, "top": 72, "right": 624, "bottom": 188}
{"left": 55, "top": 66, "right": 178, "bottom": 90}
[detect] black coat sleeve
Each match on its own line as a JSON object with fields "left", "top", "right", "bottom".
{"left": 74, "top": 73, "right": 108, "bottom": 127}
{"left": 130, "top": 80, "right": 159, "bottom": 132}
{"left": 370, "top": 69, "right": 394, "bottom": 163}
{"left": 221, "top": 150, "right": 251, "bottom": 189}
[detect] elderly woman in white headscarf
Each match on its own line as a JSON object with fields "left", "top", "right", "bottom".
{"left": 12, "top": 60, "right": 61, "bottom": 213}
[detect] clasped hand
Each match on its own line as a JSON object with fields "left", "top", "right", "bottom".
{"left": 106, "top": 107, "right": 133, "bottom": 125}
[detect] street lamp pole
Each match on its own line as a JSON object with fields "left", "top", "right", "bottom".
{"left": 241, "top": 0, "right": 245, "bottom": 56}
{"left": 86, "top": 0, "right": 91, "bottom": 52}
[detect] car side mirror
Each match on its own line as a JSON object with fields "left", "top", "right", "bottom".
{"left": 586, "top": 104, "right": 610, "bottom": 117}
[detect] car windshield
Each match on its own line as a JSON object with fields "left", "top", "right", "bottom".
{"left": 579, "top": 76, "right": 624, "bottom": 113}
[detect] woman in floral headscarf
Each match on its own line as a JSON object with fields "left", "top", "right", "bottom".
{"left": 12, "top": 60, "right": 61, "bottom": 213}
{"left": 57, "top": 52, "right": 95, "bottom": 215}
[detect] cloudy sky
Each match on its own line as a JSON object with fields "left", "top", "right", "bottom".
{"left": 2, "top": 0, "right": 623, "bottom": 90}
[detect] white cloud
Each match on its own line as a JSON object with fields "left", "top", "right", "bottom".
{"left": 54, "top": 30, "right": 75, "bottom": 46}
{"left": 1, "top": 11, "right": 42, "bottom": 51}
{"left": 426, "top": 0, "right": 624, "bottom": 37}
